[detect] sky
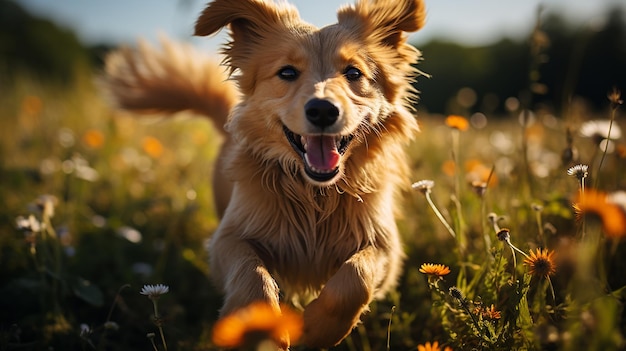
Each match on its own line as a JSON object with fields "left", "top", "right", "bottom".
{"left": 18, "top": 0, "right": 626, "bottom": 53}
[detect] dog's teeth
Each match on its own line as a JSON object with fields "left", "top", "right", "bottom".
{"left": 301, "top": 136, "right": 307, "bottom": 150}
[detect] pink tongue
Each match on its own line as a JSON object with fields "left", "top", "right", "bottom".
{"left": 304, "top": 135, "right": 340, "bottom": 171}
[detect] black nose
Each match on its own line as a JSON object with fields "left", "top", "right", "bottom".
{"left": 305, "top": 98, "right": 339, "bottom": 128}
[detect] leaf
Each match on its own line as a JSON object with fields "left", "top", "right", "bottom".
{"left": 71, "top": 277, "right": 104, "bottom": 307}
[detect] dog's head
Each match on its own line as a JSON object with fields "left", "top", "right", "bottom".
{"left": 196, "top": 0, "right": 425, "bottom": 188}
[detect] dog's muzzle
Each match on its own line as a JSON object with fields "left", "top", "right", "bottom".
{"left": 283, "top": 125, "right": 353, "bottom": 183}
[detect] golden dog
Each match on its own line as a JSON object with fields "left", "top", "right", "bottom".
{"left": 105, "top": 0, "right": 425, "bottom": 347}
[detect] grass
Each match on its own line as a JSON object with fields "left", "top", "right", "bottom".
{"left": 1, "top": 66, "right": 625, "bottom": 351}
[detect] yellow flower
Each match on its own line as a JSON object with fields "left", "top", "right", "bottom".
{"left": 419, "top": 263, "right": 451, "bottom": 277}
{"left": 524, "top": 248, "right": 557, "bottom": 279}
{"left": 142, "top": 136, "right": 164, "bottom": 158}
{"left": 82, "top": 129, "right": 105, "bottom": 149}
{"left": 574, "top": 189, "right": 626, "bottom": 238}
{"left": 445, "top": 115, "right": 469, "bottom": 131}
{"left": 212, "top": 302, "right": 302, "bottom": 349}
{"left": 417, "top": 341, "right": 452, "bottom": 351}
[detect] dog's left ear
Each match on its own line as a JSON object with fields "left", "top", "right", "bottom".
{"left": 338, "top": 0, "right": 426, "bottom": 47}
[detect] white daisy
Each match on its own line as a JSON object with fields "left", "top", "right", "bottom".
{"left": 140, "top": 284, "right": 170, "bottom": 299}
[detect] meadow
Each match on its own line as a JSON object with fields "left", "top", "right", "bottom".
{"left": 2, "top": 38, "right": 626, "bottom": 351}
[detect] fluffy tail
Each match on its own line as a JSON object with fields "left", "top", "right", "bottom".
{"left": 103, "top": 36, "right": 238, "bottom": 131}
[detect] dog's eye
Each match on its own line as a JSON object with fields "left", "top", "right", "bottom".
{"left": 277, "top": 66, "right": 299, "bottom": 81}
{"left": 344, "top": 66, "right": 362, "bottom": 81}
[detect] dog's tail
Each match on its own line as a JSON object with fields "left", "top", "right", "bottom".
{"left": 103, "top": 36, "right": 238, "bottom": 131}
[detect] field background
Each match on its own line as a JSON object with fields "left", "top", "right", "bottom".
{"left": 1, "top": 1, "right": 626, "bottom": 350}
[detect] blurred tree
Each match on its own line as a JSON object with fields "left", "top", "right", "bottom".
{"left": 0, "top": 0, "right": 90, "bottom": 82}
{"left": 414, "top": 7, "right": 626, "bottom": 115}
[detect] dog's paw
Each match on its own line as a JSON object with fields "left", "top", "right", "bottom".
{"left": 300, "top": 295, "right": 361, "bottom": 348}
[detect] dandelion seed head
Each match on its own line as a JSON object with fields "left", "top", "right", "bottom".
{"left": 411, "top": 180, "right": 435, "bottom": 194}
{"left": 470, "top": 180, "right": 488, "bottom": 197}
{"left": 496, "top": 228, "right": 511, "bottom": 242}
{"left": 567, "top": 164, "right": 588, "bottom": 179}
{"left": 140, "top": 284, "right": 169, "bottom": 299}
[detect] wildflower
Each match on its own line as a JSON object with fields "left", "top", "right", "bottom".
{"left": 574, "top": 189, "right": 626, "bottom": 238}
{"left": 417, "top": 341, "right": 453, "bottom": 351}
{"left": 497, "top": 228, "right": 529, "bottom": 257}
{"left": 445, "top": 115, "right": 469, "bottom": 131}
{"left": 567, "top": 164, "right": 588, "bottom": 180}
{"left": 82, "top": 129, "right": 105, "bottom": 149}
{"left": 16, "top": 215, "right": 42, "bottom": 234}
{"left": 30, "top": 195, "right": 58, "bottom": 219}
{"left": 480, "top": 304, "right": 502, "bottom": 320}
{"left": 412, "top": 180, "right": 456, "bottom": 238}
{"left": 21, "top": 95, "right": 43, "bottom": 116}
{"left": 524, "top": 248, "right": 557, "bottom": 278}
{"left": 608, "top": 87, "right": 623, "bottom": 109}
{"left": 142, "top": 136, "right": 164, "bottom": 158}
{"left": 212, "top": 302, "right": 303, "bottom": 349}
{"left": 79, "top": 323, "right": 92, "bottom": 337}
{"left": 411, "top": 179, "right": 434, "bottom": 194}
{"left": 140, "top": 284, "right": 169, "bottom": 299}
{"left": 419, "top": 263, "right": 451, "bottom": 277}
{"left": 496, "top": 228, "right": 510, "bottom": 242}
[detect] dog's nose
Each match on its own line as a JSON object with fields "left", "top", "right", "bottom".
{"left": 305, "top": 98, "right": 339, "bottom": 128}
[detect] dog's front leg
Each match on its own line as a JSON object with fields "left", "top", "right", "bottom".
{"left": 209, "top": 229, "right": 288, "bottom": 347}
{"left": 302, "top": 246, "right": 383, "bottom": 348}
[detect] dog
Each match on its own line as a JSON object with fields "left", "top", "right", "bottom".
{"left": 105, "top": 0, "right": 425, "bottom": 348}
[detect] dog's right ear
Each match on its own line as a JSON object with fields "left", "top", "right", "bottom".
{"left": 195, "top": 0, "right": 301, "bottom": 69}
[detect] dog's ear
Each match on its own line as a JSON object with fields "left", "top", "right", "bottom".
{"left": 195, "top": 0, "right": 301, "bottom": 69}
{"left": 338, "top": 0, "right": 426, "bottom": 47}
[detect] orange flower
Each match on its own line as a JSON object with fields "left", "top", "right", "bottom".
{"left": 474, "top": 304, "right": 501, "bottom": 320}
{"left": 82, "top": 129, "right": 105, "bottom": 149}
{"left": 21, "top": 95, "right": 43, "bottom": 116}
{"left": 574, "top": 189, "right": 626, "bottom": 238}
{"left": 465, "top": 160, "right": 497, "bottom": 187}
{"left": 142, "top": 136, "right": 164, "bottom": 158}
{"left": 441, "top": 160, "right": 456, "bottom": 177}
{"left": 445, "top": 115, "right": 469, "bottom": 131}
{"left": 524, "top": 248, "right": 557, "bottom": 279}
{"left": 417, "top": 341, "right": 453, "bottom": 351}
{"left": 212, "top": 302, "right": 302, "bottom": 348}
{"left": 419, "top": 263, "right": 451, "bottom": 277}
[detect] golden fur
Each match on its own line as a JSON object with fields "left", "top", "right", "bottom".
{"left": 105, "top": 0, "right": 425, "bottom": 348}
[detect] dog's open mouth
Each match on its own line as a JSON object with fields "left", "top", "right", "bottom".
{"left": 283, "top": 125, "right": 354, "bottom": 182}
